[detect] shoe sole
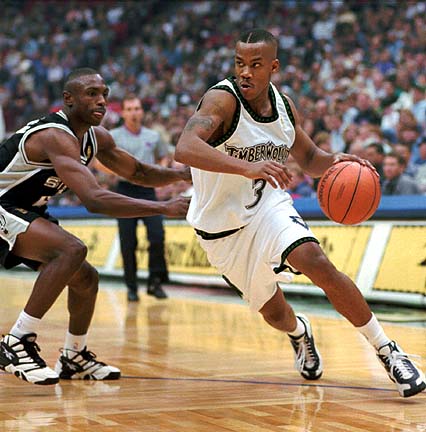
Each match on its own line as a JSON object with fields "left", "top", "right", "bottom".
{"left": 59, "top": 371, "right": 121, "bottom": 380}
{"left": 147, "top": 292, "right": 168, "bottom": 299}
{"left": 6, "top": 366, "right": 59, "bottom": 385}
{"left": 387, "top": 373, "right": 426, "bottom": 398}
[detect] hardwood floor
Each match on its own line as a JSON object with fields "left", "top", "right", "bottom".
{"left": 1, "top": 273, "right": 425, "bottom": 431}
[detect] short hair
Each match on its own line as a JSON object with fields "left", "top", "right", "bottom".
{"left": 366, "top": 142, "right": 385, "bottom": 155}
{"left": 121, "top": 93, "right": 141, "bottom": 109}
{"left": 64, "top": 68, "right": 99, "bottom": 91}
{"left": 237, "top": 28, "right": 278, "bottom": 53}
{"left": 385, "top": 152, "right": 406, "bottom": 166}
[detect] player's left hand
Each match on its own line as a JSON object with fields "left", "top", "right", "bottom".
{"left": 333, "top": 152, "right": 378, "bottom": 176}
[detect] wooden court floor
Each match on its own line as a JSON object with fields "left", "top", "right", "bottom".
{"left": 1, "top": 272, "right": 426, "bottom": 432}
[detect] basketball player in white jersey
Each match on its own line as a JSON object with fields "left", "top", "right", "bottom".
{"left": 175, "top": 29, "right": 425, "bottom": 397}
{"left": 0, "top": 68, "right": 190, "bottom": 385}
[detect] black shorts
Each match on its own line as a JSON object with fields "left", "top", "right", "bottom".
{"left": 0, "top": 202, "right": 59, "bottom": 270}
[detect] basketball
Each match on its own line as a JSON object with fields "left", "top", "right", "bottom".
{"left": 317, "top": 161, "right": 381, "bottom": 225}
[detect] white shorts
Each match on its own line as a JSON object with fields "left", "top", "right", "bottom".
{"left": 197, "top": 199, "right": 318, "bottom": 312}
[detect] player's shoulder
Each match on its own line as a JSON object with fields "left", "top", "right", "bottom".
{"left": 93, "top": 125, "right": 115, "bottom": 148}
{"left": 199, "top": 84, "right": 237, "bottom": 117}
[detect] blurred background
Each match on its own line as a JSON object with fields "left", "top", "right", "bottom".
{"left": 1, "top": 0, "right": 425, "bottom": 204}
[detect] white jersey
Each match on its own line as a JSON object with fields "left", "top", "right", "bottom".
{"left": 187, "top": 77, "right": 296, "bottom": 233}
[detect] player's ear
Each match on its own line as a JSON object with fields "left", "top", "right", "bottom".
{"left": 272, "top": 59, "right": 280, "bottom": 74}
{"left": 63, "top": 91, "right": 74, "bottom": 107}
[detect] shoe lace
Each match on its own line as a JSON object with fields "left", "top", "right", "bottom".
{"left": 294, "top": 334, "right": 316, "bottom": 370}
{"left": 79, "top": 347, "right": 106, "bottom": 367}
{"left": 22, "top": 339, "right": 46, "bottom": 367}
{"left": 386, "top": 351, "right": 421, "bottom": 380}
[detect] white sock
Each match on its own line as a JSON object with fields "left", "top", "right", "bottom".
{"left": 10, "top": 311, "right": 41, "bottom": 338}
{"left": 357, "top": 314, "right": 391, "bottom": 350}
{"left": 63, "top": 331, "right": 87, "bottom": 352}
{"left": 287, "top": 315, "right": 305, "bottom": 338}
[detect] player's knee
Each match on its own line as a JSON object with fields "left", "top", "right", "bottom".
{"left": 260, "top": 308, "right": 286, "bottom": 327}
{"left": 70, "top": 262, "right": 99, "bottom": 294}
{"left": 66, "top": 240, "right": 88, "bottom": 266}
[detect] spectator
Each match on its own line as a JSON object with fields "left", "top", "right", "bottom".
{"left": 288, "top": 166, "right": 315, "bottom": 199}
{"left": 364, "top": 142, "right": 385, "bottom": 182}
{"left": 0, "top": 0, "right": 426, "bottom": 202}
{"left": 382, "top": 152, "right": 422, "bottom": 195}
{"left": 393, "top": 143, "right": 417, "bottom": 177}
{"left": 412, "top": 137, "right": 426, "bottom": 193}
{"left": 353, "top": 92, "right": 381, "bottom": 126}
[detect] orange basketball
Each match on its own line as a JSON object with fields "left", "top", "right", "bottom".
{"left": 317, "top": 161, "right": 381, "bottom": 225}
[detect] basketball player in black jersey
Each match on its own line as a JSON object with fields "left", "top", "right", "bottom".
{"left": 0, "top": 68, "right": 190, "bottom": 385}
{"left": 175, "top": 29, "right": 425, "bottom": 397}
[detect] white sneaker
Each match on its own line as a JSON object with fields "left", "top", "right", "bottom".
{"left": 288, "top": 314, "right": 323, "bottom": 380}
{"left": 55, "top": 346, "right": 121, "bottom": 380}
{"left": 377, "top": 341, "right": 426, "bottom": 398}
{"left": 0, "top": 333, "right": 59, "bottom": 385}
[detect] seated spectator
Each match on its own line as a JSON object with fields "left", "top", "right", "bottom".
{"left": 287, "top": 163, "right": 315, "bottom": 199}
{"left": 382, "top": 152, "right": 422, "bottom": 195}
{"left": 412, "top": 138, "right": 426, "bottom": 193}
{"left": 364, "top": 142, "right": 385, "bottom": 182}
{"left": 353, "top": 92, "right": 381, "bottom": 125}
{"left": 313, "top": 131, "right": 332, "bottom": 153}
{"left": 392, "top": 143, "right": 417, "bottom": 177}
{"left": 410, "top": 83, "right": 426, "bottom": 131}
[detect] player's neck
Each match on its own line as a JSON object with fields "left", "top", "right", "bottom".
{"left": 246, "top": 90, "right": 273, "bottom": 117}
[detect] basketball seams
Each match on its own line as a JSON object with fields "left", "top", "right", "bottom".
{"left": 318, "top": 161, "right": 381, "bottom": 225}
{"left": 326, "top": 161, "right": 355, "bottom": 223}
{"left": 341, "top": 163, "right": 362, "bottom": 224}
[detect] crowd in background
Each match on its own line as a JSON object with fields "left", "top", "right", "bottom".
{"left": 1, "top": 0, "right": 426, "bottom": 203}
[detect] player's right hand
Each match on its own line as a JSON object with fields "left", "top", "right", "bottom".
{"left": 163, "top": 196, "right": 190, "bottom": 217}
{"left": 243, "top": 161, "right": 292, "bottom": 189}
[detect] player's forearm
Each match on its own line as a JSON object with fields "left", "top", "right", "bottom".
{"left": 175, "top": 135, "right": 249, "bottom": 175}
{"left": 126, "top": 162, "right": 187, "bottom": 187}
{"left": 300, "top": 148, "right": 336, "bottom": 178}
{"left": 81, "top": 189, "right": 168, "bottom": 217}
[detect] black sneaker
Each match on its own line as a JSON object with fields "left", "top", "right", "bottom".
{"left": 0, "top": 333, "right": 59, "bottom": 385}
{"left": 55, "top": 346, "right": 121, "bottom": 380}
{"left": 147, "top": 277, "right": 168, "bottom": 299}
{"left": 127, "top": 290, "right": 139, "bottom": 302}
{"left": 288, "top": 314, "right": 323, "bottom": 380}
{"left": 377, "top": 341, "right": 426, "bottom": 397}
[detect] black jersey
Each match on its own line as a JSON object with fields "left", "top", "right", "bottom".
{"left": 0, "top": 110, "right": 97, "bottom": 208}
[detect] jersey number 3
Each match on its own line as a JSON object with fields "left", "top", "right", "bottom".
{"left": 245, "top": 179, "right": 266, "bottom": 209}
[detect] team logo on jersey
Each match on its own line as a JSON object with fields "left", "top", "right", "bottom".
{"left": 290, "top": 215, "right": 309, "bottom": 229}
{"left": 224, "top": 141, "right": 290, "bottom": 163}
{"left": 44, "top": 176, "right": 67, "bottom": 194}
{"left": 0, "top": 214, "right": 8, "bottom": 235}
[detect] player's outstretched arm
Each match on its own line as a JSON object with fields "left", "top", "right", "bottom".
{"left": 175, "top": 90, "right": 292, "bottom": 189}
{"left": 38, "top": 129, "right": 189, "bottom": 218}
{"left": 94, "top": 126, "right": 191, "bottom": 187}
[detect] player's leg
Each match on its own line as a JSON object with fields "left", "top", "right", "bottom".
{"left": 258, "top": 285, "right": 323, "bottom": 381}
{"left": 287, "top": 242, "right": 371, "bottom": 327}
{"left": 117, "top": 217, "right": 139, "bottom": 301}
{"left": 12, "top": 218, "right": 88, "bottom": 318}
{"left": 54, "top": 260, "right": 120, "bottom": 380}
{"left": 287, "top": 242, "right": 426, "bottom": 397}
{"left": 0, "top": 218, "right": 88, "bottom": 385}
{"left": 144, "top": 214, "right": 168, "bottom": 299}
